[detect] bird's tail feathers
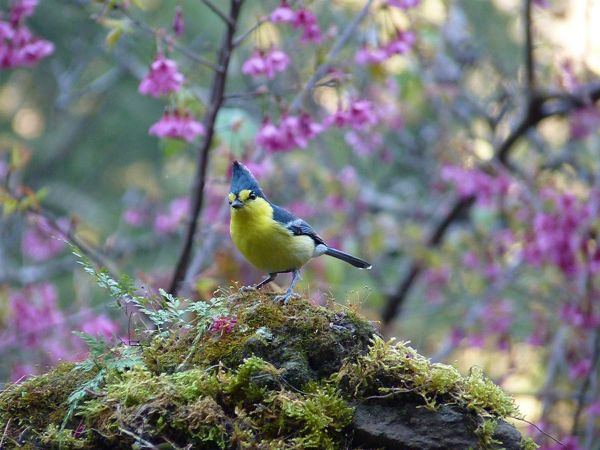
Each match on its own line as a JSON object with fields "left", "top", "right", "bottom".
{"left": 324, "top": 247, "right": 371, "bottom": 269}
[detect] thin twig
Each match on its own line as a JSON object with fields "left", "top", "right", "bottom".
{"left": 120, "top": 8, "right": 221, "bottom": 72}
{"left": 201, "top": 0, "right": 234, "bottom": 26}
{"left": 168, "top": 0, "right": 245, "bottom": 296}
{"left": 0, "top": 417, "right": 11, "bottom": 449}
{"left": 233, "top": 17, "right": 267, "bottom": 47}
{"left": 510, "top": 416, "right": 564, "bottom": 447}
{"left": 524, "top": 0, "right": 535, "bottom": 94}
{"left": 289, "top": 0, "right": 374, "bottom": 111}
{"left": 571, "top": 327, "right": 600, "bottom": 434}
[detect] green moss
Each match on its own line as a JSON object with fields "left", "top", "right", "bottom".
{"left": 0, "top": 291, "right": 522, "bottom": 450}
{"left": 337, "top": 336, "right": 519, "bottom": 417}
{"left": 521, "top": 436, "right": 540, "bottom": 450}
{"left": 475, "top": 419, "right": 501, "bottom": 448}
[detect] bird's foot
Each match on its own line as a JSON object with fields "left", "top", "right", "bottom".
{"left": 273, "top": 291, "right": 300, "bottom": 305}
{"left": 240, "top": 285, "right": 257, "bottom": 293}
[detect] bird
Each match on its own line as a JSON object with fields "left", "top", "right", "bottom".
{"left": 228, "top": 160, "right": 371, "bottom": 304}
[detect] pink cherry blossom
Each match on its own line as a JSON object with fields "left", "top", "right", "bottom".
{"left": 568, "top": 358, "right": 592, "bottom": 380}
{"left": 80, "top": 314, "right": 119, "bottom": 339}
{"left": 9, "top": 283, "right": 62, "bottom": 347}
{"left": 291, "top": 8, "right": 321, "bottom": 44}
{"left": 172, "top": 5, "right": 185, "bottom": 37}
{"left": 154, "top": 196, "right": 190, "bottom": 235}
{"left": 326, "top": 99, "right": 378, "bottom": 130}
{"left": 355, "top": 46, "right": 388, "bottom": 65}
{"left": 122, "top": 207, "right": 149, "bottom": 227}
{"left": 440, "top": 165, "right": 511, "bottom": 205}
{"left": 270, "top": 1, "right": 295, "bottom": 23}
{"left": 149, "top": 109, "right": 205, "bottom": 142}
{"left": 0, "top": 1, "right": 53, "bottom": 69}
{"left": 10, "top": 0, "right": 38, "bottom": 24}
{"left": 256, "top": 113, "right": 323, "bottom": 152}
{"left": 138, "top": 54, "right": 184, "bottom": 97}
{"left": 387, "top": 0, "right": 420, "bottom": 8}
{"left": 385, "top": 30, "right": 416, "bottom": 55}
{"left": 242, "top": 48, "right": 290, "bottom": 79}
{"left": 21, "top": 215, "right": 68, "bottom": 262}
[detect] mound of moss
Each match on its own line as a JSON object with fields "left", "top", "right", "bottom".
{"left": 0, "top": 291, "right": 534, "bottom": 449}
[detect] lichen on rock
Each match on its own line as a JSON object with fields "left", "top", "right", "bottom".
{"left": 0, "top": 291, "right": 533, "bottom": 449}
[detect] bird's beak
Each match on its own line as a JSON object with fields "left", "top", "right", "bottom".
{"left": 231, "top": 199, "right": 244, "bottom": 209}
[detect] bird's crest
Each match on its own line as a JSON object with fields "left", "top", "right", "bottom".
{"left": 230, "top": 161, "right": 264, "bottom": 197}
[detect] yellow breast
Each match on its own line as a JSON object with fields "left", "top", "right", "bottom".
{"left": 230, "top": 198, "right": 315, "bottom": 273}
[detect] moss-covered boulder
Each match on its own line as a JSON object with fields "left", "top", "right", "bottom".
{"left": 0, "top": 291, "right": 533, "bottom": 449}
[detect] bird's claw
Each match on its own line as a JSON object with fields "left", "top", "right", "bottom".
{"left": 273, "top": 292, "right": 300, "bottom": 305}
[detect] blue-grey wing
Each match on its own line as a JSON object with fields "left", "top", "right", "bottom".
{"left": 271, "top": 204, "right": 325, "bottom": 246}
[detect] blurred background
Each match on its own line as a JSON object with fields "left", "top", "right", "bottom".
{"left": 1, "top": 0, "right": 600, "bottom": 447}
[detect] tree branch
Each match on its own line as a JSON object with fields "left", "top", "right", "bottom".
{"left": 381, "top": 80, "right": 600, "bottom": 326}
{"left": 168, "top": 0, "right": 244, "bottom": 295}
{"left": 201, "top": 0, "right": 234, "bottom": 26}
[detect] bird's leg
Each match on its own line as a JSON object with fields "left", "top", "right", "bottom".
{"left": 241, "top": 273, "right": 277, "bottom": 292}
{"left": 274, "top": 270, "right": 301, "bottom": 305}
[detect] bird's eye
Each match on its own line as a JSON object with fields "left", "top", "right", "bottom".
{"left": 249, "top": 192, "right": 257, "bottom": 200}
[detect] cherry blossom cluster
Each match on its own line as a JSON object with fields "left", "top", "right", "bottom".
{"left": 270, "top": 2, "right": 321, "bottom": 44}
{"left": 355, "top": 30, "right": 416, "bottom": 65}
{"left": 138, "top": 53, "right": 206, "bottom": 142}
{"left": 21, "top": 215, "right": 68, "bottom": 262}
{"left": 123, "top": 196, "right": 191, "bottom": 235}
{"left": 325, "top": 99, "right": 379, "bottom": 129}
{"left": 440, "top": 165, "right": 511, "bottom": 205}
{"left": 149, "top": 109, "right": 205, "bottom": 143}
{"left": 0, "top": 0, "right": 54, "bottom": 69}
{"left": 138, "top": 54, "right": 184, "bottom": 97}
{"left": 256, "top": 113, "right": 324, "bottom": 152}
{"left": 521, "top": 191, "right": 595, "bottom": 276}
{"left": 242, "top": 48, "right": 290, "bottom": 79}
{"left": 3, "top": 283, "right": 118, "bottom": 381}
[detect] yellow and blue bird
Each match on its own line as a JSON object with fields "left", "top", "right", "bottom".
{"left": 229, "top": 161, "right": 371, "bottom": 304}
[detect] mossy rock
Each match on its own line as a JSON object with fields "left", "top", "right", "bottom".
{"left": 0, "top": 291, "right": 532, "bottom": 449}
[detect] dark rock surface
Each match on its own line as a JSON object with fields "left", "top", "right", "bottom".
{"left": 353, "top": 401, "right": 523, "bottom": 450}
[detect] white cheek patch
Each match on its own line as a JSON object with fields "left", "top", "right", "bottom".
{"left": 313, "top": 244, "right": 328, "bottom": 257}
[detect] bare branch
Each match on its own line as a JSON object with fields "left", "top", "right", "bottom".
{"left": 168, "top": 0, "right": 245, "bottom": 295}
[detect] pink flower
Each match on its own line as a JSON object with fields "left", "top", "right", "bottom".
{"left": 568, "top": 358, "right": 592, "bottom": 380}
{"left": 21, "top": 215, "right": 68, "bottom": 262}
{"left": 10, "top": 0, "right": 38, "bottom": 25}
{"left": 533, "top": 0, "right": 550, "bottom": 7}
{"left": 80, "top": 314, "right": 119, "bottom": 339}
{"left": 385, "top": 30, "right": 416, "bottom": 55}
{"left": 242, "top": 48, "right": 290, "bottom": 79}
{"left": 0, "top": 3, "right": 54, "bottom": 69}
{"left": 10, "top": 283, "right": 62, "bottom": 347}
{"left": 139, "top": 54, "right": 184, "bottom": 97}
{"left": 270, "top": 1, "right": 295, "bottom": 23}
{"left": 291, "top": 8, "right": 321, "bottom": 44}
{"left": 440, "top": 165, "right": 511, "bottom": 204}
{"left": 301, "top": 23, "right": 322, "bottom": 44}
{"left": 172, "top": 5, "right": 185, "bottom": 37}
{"left": 122, "top": 207, "right": 149, "bottom": 227}
{"left": 153, "top": 196, "right": 190, "bottom": 234}
{"left": 355, "top": 46, "right": 389, "bottom": 65}
{"left": 326, "top": 99, "right": 378, "bottom": 130}
{"left": 149, "top": 109, "right": 205, "bottom": 142}
{"left": 256, "top": 114, "right": 323, "bottom": 152}
{"left": 387, "top": 0, "right": 420, "bottom": 8}
{"left": 209, "top": 316, "right": 237, "bottom": 334}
